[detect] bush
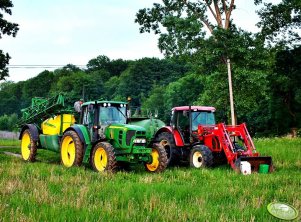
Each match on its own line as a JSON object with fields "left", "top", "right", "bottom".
{"left": 0, "top": 114, "right": 18, "bottom": 131}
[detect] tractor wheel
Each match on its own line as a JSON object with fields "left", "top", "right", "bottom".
{"left": 21, "top": 129, "right": 37, "bottom": 162}
{"left": 189, "top": 145, "right": 213, "bottom": 168}
{"left": 91, "top": 142, "right": 117, "bottom": 173}
{"left": 60, "top": 130, "right": 84, "bottom": 167}
{"left": 145, "top": 143, "right": 168, "bottom": 173}
{"left": 156, "top": 132, "right": 179, "bottom": 166}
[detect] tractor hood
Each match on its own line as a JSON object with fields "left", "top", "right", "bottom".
{"left": 105, "top": 123, "right": 146, "bottom": 133}
{"left": 104, "top": 123, "right": 147, "bottom": 149}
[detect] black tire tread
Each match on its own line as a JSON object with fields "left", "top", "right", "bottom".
{"left": 146, "top": 143, "right": 168, "bottom": 173}
{"left": 189, "top": 145, "right": 214, "bottom": 168}
{"left": 156, "top": 132, "right": 179, "bottom": 166}
{"left": 60, "top": 130, "right": 84, "bottom": 167}
{"left": 22, "top": 129, "right": 37, "bottom": 162}
{"left": 91, "top": 142, "right": 117, "bottom": 173}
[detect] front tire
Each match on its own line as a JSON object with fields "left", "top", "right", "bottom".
{"left": 21, "top": 129, "right": 37, "bottom": 162}
{"left": 60, "top": 130, "right": 84, "bottom": 167}
{"left": 189, "top": 145, "right": 213, "bottom": 168}
{"left": 145, "top": 143, "right": 168, "bottom": 173}
{"left": 91, "top": 142, "right": 117, "bottom": 173}
{"left": 156, "top": 132, "right": 179, "bottom": 166}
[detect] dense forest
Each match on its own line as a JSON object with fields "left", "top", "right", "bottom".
{"left": 0, "top": 0, "right": 300, "bottom": 136}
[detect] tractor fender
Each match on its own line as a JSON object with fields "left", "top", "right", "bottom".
{"left": 155, "top": 126, "right": 184, "bottom": 147}
{"left": 63, "top": 124, "right": 92, "bottom": 163}
{"left": 63, "top": 124, "right": 91, "bottom": 147}
{"left": 19, "top": 124, "right": 40, "bottom": 142}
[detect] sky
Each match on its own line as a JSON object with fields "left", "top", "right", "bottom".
{"left": 1, "top": 0, "right": 276, "bottom": 83}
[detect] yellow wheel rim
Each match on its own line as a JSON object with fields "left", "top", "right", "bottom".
{"left": 94, "top": 147, "right": 108, "bottom": 172}
{"left": 192, "top": 151, "right": 203, "bottom": 168}
{"left": 146, "top": 148, "right": 160, "bottom": 172}
{"left": 21, "top": 132, "right": 31, "bottom": 160}
{"left": 61, "top": 136, "right": 76, "bottom": 167}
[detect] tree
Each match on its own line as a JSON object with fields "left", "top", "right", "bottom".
{"left": 0, "top": 0, "right": 19, "bottom": 80}
{"left": 135, "top": 0, "right": 236, "bottom": 58}
{"left": 268, "top": 46, "right": 301, "bottom": 134}
{"left": 115, "top": 58, "right": 188, "bottom": 106}
{"left": 256, "top": 0, "right": 301, "bottom": 47}
{"left": 87, "top": 55, "right": 129, "bottom": 79}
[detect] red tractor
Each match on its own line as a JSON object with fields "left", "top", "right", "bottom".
{"left": 155, "top": 106, "right": 273, "bottom": 173}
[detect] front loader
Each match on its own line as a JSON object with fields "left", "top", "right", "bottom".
{"left": 18, "top": 94, "right": 168, "bottom": 173}
{"left": 154, "top": 106, "right": 273, "bottom": 173}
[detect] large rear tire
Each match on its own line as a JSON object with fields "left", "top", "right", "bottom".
{"left": 91, "top": 142, "right": 117, "bottom": 173}
{"left": 60, "top": 130, "right": 84, "bottom": 167}
{"left": 21, "top": 129, "right": 37, "bottom": 162}
{"left": 156, "top": 132, "right": 179, "bottom": 166}
{"left": 145, "top": 143, "right": 168, "bottom": 173}
{"left": 189, "top": 145, "right": 213, "bottom": 168}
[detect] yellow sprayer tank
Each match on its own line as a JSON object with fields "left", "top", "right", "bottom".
{"left": 41, "top": 114, "right": 75, "bottom": 135}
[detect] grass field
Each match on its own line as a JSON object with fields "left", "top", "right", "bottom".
{"left": 0, "top": 138, "right": 300, "bottom": 221}
{"left": 0, "top": 139, "right": 20, "bottom": 147}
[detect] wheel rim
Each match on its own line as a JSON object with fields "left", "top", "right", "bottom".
{"left": 94, "top": 147, "right": 108, "bottom": 172}
{"left": 146, "top": 148, "right": 160, "bottom": 172}
{"left": 160, "top": 139, "right": 171, "bottom": 160}
{"left": 61, "top": 136, "right": 76, "bottom": 167}
{"left": 21, "top": 132, "right": 31, "bottom": 160}
{"left": 192, "top": 151, "right": 203, "bottom": 168}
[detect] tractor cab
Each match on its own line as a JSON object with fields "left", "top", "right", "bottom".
{"left": 80, "top": 101, "right": 129, "bottom": 142}
{"left": 171, "top": 106, "right": 216, "bottom": 144}
{"left": 81, "top": 101, "right": 127, "bottom": 126}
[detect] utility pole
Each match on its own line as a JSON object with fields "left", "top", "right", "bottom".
{"left": 227, "top": 58, "right": 235, "bottom": 126}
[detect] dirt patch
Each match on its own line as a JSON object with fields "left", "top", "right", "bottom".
{"left": 1, "top": 151, "right": 21, "bottom": 158}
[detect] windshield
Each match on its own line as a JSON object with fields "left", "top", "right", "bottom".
{"left": 99, "top": 106, "right": 126, "bottom": 125}
{"left": 191, "top": 111, "right": 215, "bottom": 131}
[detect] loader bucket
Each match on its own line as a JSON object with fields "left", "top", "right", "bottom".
{"left": 237, "top": 156, "right": 274, "bottom": 173}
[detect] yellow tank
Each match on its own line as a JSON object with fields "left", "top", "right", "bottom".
{"left": 41, "top": 114, "right": 75, "bottom": 135}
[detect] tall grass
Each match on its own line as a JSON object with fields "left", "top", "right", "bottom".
{"left": 0, "top": 139, "right": 20, "bottom": 147}
{"left": 0, "top": 138, "right": 300, "bottom": 221}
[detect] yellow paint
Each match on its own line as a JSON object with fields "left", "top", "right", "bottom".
{"left": 94, "top": 147, "right": 108, "bottom": 172}
{"left": 146, "top": 148, "right": 160, "bottom": 171}
{"left": 21, "top": 132, "right": 31, "bottom": 160}
{"left": 61, "top": 135, "right": 76, "bottom": 167}
{"left": 41, "top": 114, "right": 75, "bottom": 135}
{"left": 108, "top": 125, "right": 127, "bottom": 132}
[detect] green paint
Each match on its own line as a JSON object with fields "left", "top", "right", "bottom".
{"left": 130, "top": 118, "right": 166, "bottom": 142}
{"left": 39, "top": 134, "right": 60, "bottom": 152}
{"left": 72, "top": 124, "right": 92, "bottom": 163}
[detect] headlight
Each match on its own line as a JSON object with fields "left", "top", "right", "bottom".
{"left": 133, "top": 138, "right": 146, "bottom": 144}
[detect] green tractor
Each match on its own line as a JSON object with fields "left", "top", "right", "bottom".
{"left": 18, "top": 94, "right": 167, "bottom": 173}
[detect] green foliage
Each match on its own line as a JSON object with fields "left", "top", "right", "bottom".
{"left": 135, "top": 0, "right": 236, "bottom": 57}
{"left": 268, "top": 46, "right": 301, "bottom": 134}
{"left": 87, "top": 55, "right": 129, "bottom": 79}
{"left": 257, "top": 0, "right": 301, "bottom": 47}
{"left": 0, "top": 0, "right": 19, "bottom": 80}
{"left": 0, "top": 113, "right": 18, "bottom": 131}
{"left": 21, "top": 70, "right": 55, "bottom": 107}
{"left": 51, "top": 70, "right": 104, "bottom": 102}
{"left": 108, "top": 58, "right": 189, "bottom": 106}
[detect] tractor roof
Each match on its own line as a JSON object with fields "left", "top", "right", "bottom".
{"left": 82, "top": 101, "right": 127, "bottom": 106}
{"left": 172, "top": 106, "right": 216, "bottom": 112}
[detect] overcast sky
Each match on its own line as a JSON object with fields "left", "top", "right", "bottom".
{"left": 1, "top": 0, "right": 276, "bottom": 83}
